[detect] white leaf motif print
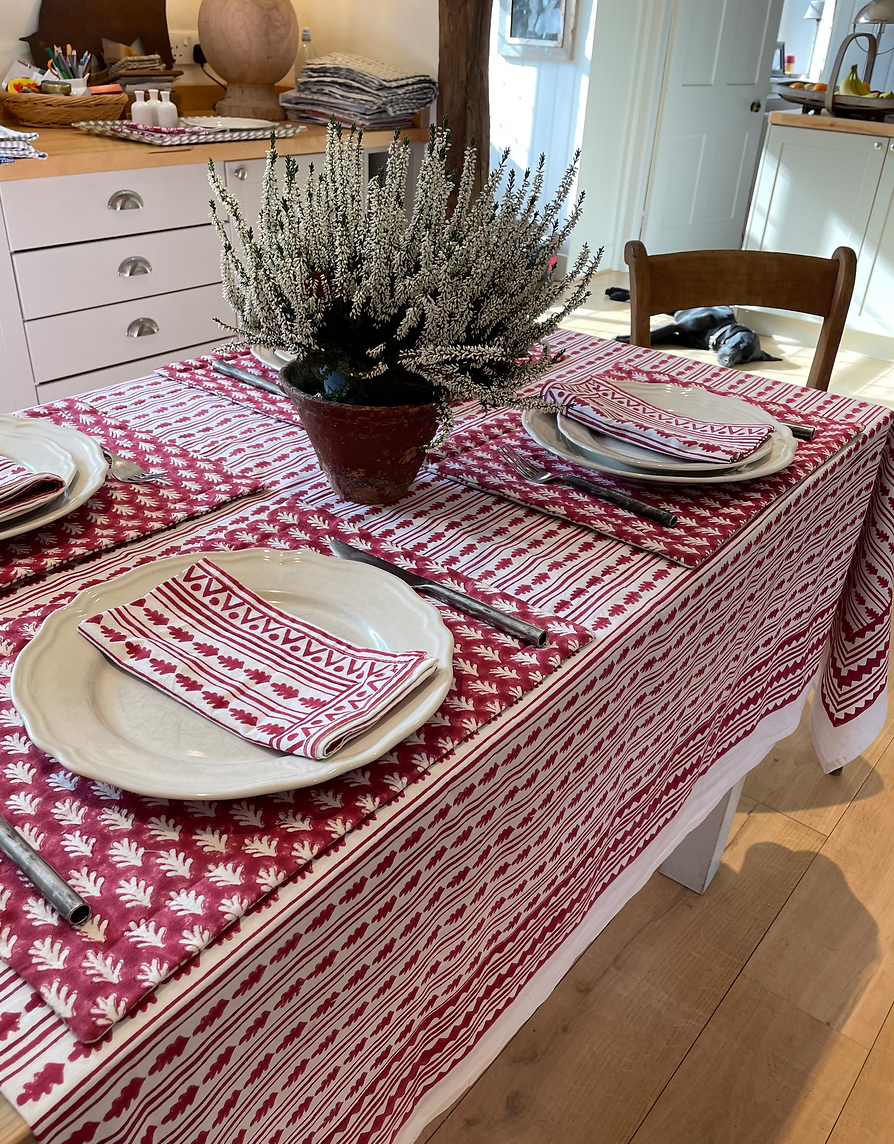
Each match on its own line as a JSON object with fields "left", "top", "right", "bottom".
{"left": 148, "top": 816, "right": 181, "bottom": 840}
{"left": 79, "top": 914, "right": 109, "bottom": 943}
{"left": 24, "top": 897, "right": 59, "bottom": 926}
{"left": 244, "top": 836, "right": 278, "bottom": 857}
{"left": 51, "top": 799, "right": 86, "bottom": 826}
{"left": 219, "top": 895, "right": 250, "bottom": 922}
{"left": 230, "top": 801, "right": 264, "bottom": 827}
{"left": 137, "top": 958, "right": 170, "bottom": 986}
{"left": 116, "top": 877, "right": 153, "bottom": 908}
{"left": 184, "top": 800, "right": 217, "bottom": 818}
{"left": 99, "top": 808, "right": 134, "bottom": 831}
{"left": 208, "top": 863, "right": 243, "bottom": 886}
{"left": 17, "top": 823, "right": 44, "bottom": 849}
{"left": 41, "top": 981, "right": 77, "bottom": 1019}
{"left": 168, "top": 889, "right": 205, "bottom": 915}
{"left": 2, "top": 734, "right": 33, "bottom": 756}
{"left": 157, "top": 850, "right": 193, "bottom": 878}
{"left": 60, "top": 831, "right": 95, "bottom": 857}
{"left": 7, "top": 792, "right": 38, "bottom": 816}
{"left": 91, "top": 994, "right": 129, "bottom": 1026}
{"left": 82, "top": 950, "right": 123, "bottom": 983}
{"left": 311, "top": 789, "right": 343, "bottom": 810}
{"left": 69, "top": 868, "right": 104, "bottom": 898}
{"left": 109, "top": 839, "right": 145, "bottom": 867}
{"left": 290, "top": 840, "right": 315, "bottom": 862}
{"left": 180, "top": 926, "right": 212, "bottom": 954}
{"left": 5, "top": 760, "right": 35, "bottom": 784}
{"left": 256, "top": 866, "right": 285, "bottom": 892}
{"left": 0, "top": 888, "right": 9, "bottom": 912}
{"left": 90, "top": 781, "right": 122, "bottom": 801}
{"left": 193, "top": 828, "right": 228, "bottom": 853}
{"left": 276, "top": 813, "right": 313, "bottom": 833}
{"left": 126, "top": 920, "right": 166, "bottom": 948}
{"left": 46, "top": 771, "right": 78, "bottom": 792}
{"left": 0, "top": 925, "right": 17, "bottom": 958}
{"left": 29, "top": 937, "right": 68, "bottom": 970}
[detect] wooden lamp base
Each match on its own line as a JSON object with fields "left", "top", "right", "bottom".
{"left": 198, "top": 0, "right": 299, "bottom": 122}
{"left": 214, "top": 83, "right": 284, "bottom": 121}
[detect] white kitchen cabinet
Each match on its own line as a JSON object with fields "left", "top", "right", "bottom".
{"left": 744, "top": 124, "right": 886, "bottom": 260}
{"left": 851, "top": 141, "right": 894, "bottom": 334}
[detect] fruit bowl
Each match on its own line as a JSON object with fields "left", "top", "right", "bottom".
{"left": 773, "top": 83, "right": 894, "bottom": 121}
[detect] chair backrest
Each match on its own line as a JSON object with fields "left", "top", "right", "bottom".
{"left": 623, "top": 241, "right": 857, "bottom": 391}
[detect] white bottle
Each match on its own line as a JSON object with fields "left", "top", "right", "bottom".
{"left": 295, "top": 28, "right": 318, "bottom": 81}
{"left": 130, "top": 90, "right": 153, "bottom": 124}
{"left": 145, "top": 88, "right": 161, "bottom": 126}
{"left": 157, "top": 90, "right": 179, "bottom": 127}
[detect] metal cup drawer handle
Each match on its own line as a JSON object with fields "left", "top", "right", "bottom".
{"left": 107, "top": 190, "right": 144, "bottom": 211}
{"left": 118, "top": 256, "right": 152, "bottom": 277}
{"left": 126, "top": 317, "right": 159, "bottom": 338}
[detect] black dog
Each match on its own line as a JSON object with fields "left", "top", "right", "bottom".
{"left": 605, "top": 290, "right": 780, "bottom": 368}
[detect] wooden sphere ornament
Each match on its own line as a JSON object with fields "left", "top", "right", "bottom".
{"left": 197, "top": 0, "right": 299, "bottom": 120}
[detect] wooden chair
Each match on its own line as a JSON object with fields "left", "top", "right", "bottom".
{"left": 623, "top": 241, "right": 857, "bottom": 391}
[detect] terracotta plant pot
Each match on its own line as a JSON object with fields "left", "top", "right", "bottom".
{"left": 280, "top": 369, "right": 439, "bottom": 505}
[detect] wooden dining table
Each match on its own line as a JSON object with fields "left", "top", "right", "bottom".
{"left": 0, "top": 328, "right": 890, "bottom": 1144}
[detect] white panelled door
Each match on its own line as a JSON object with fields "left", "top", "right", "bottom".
{"left": 640, "top": 0, "right": 785, "bottom": 254}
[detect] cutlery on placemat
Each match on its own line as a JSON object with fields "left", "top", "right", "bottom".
{"left": 101, "top": 447, "right": 166, "bottom": 484}
{"left": 0, "top": 813, "right": 90, "bottom": 926}
{"left": 328, "top": 539, "right": 548, "bottom": 647}
{"left": 783, "top": 422, "right": 815, "bottom": 442}
{"left": 212, "top": 359, "right": 284, "bottom": 396}
{"left": 500, "top": 447, "right": 678, "bottom": 528}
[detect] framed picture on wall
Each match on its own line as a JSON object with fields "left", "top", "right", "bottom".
{"left": 498, "top": 0, "right": 576, "bottom": 61}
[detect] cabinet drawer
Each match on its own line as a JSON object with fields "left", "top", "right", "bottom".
{"left": 0, "top": 164, "right": 214, "bottom": 251}
{"left": 14, "top": 225, "right": 222, "bottom": 320}
{"left": 34, "top": 339, "right": 225, "bottom": 403}
{"left": 26, "top": 284, "right": 226, "bottom": 383}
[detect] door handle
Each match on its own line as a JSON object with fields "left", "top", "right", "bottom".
{"left": 126, "top": 317, "right": 159, "bottom": 338}
{"left": 233, "top": 166, "right": 248, "bottom": 180}
{"left": 118, "top": 256, "right": 152, "bottom": 277}
{"left": 107, "top": 190, "right": 144, "bottom": 211}
{"left": 750, "top": 100, "right": 762, "bottom": 113}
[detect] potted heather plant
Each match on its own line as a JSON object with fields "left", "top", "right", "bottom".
{"left": 208, "top": 122, "right": 601, "bottom": 504}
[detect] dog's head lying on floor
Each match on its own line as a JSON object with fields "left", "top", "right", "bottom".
{"left": 610, "top": 298, "right": 781, "bottom": 367}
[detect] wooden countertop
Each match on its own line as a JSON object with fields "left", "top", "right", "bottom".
{"left": 768, "top": 109, "right": 894, "bottom": 137}
{"left": 0, "top": 119, "right": 428, "bottom": 181}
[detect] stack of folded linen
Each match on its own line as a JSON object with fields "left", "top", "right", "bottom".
{"left": 0, "top": 124, "right": 47, "bottom": 162}
{"left": 280, "top": 52, "right": 437, "bottom": 129}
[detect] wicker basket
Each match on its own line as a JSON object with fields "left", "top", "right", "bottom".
{"left": 0, "top": 92, "right": 128, "bottom": 128}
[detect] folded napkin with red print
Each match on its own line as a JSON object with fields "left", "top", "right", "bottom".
{"left": 0, "top": 455, "right": 65, "bottom": 516}
{"left": 540, "top": 372, "right": 772, "bottom": 464}
{"left": 78, "top": 559, "right": 439, "bottom": 759}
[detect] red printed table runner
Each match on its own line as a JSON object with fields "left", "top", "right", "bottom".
{"left": 432, "top": 407, "right": 860, "bottom": 568}
{"left": 0, "top": 504, "right": 589, "bottom": 1043}
{"left": 0, "top": 400, "right": 265, "bottom": 592}
{"left": 540, "top": 367, "right": 772, "bottom": 462}
{"left": 157, "top": 349, "right": 301, "bottom": 425}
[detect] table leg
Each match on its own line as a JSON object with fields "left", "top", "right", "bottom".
{"left": 659, "top": 778, "right": 745, "bottom": 894}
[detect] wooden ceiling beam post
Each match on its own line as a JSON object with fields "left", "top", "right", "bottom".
{"left": 438, "top": 0, "right": 493, "bottom": 194}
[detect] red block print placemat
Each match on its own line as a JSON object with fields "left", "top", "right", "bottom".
{"left": 157, "top": 349, "right": 302, "bottom": 426}
{"left": 0, "top": 400, "right": 265, "bottom": 592}
{"left": 432, "top": 408, "right": 860, "bottom": 568}
{"left": 0, "top": 505, "right": 589, "bottom": 1042}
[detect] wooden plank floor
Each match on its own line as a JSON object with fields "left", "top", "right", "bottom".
{"left": 416, "top": 287, "right": 894, "bottom": 1144}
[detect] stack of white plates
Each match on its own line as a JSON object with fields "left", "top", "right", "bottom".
{"left": 251, "top": 346, "right": 297, "bottom": 370}
{"left": 526, "top": 380, "right": 796, "bottom": 485}
{"left": 0, "top": 416, "right": 107, "bottom": 541}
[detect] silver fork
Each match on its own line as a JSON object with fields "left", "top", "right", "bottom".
{"left": 500, "top": 446, "right": 678, "bottom": 528}
{"left": 101, "top": 447, "right": 167, "bottom": 484}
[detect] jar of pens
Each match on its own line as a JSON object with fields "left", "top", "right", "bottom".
{"left": 0, "top": 47, "right": 128, "bottom": 128}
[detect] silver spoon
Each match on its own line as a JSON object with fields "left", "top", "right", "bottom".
{"left": 101, "top": 447, "right": 167, "bottom": 484}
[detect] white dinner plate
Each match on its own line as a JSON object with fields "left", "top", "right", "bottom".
{"left": 523, "top": 405, "right": 796, "bottom": 485}
{"left": 0, "top": 420, "right": 106, "bottom": 541}
{"left": 0, "top": 417, "right": 78, "bottom": 524}
{"left": 251, "top": 346, "right": 297, "bottom": 370}
{"left": 556, "top": 411, "right": 774, "bottom": 476}
{"left": 11, "top": 549, "right": 454, "bottom": 799}
{"left": 181, "top": 116, "right": 282, "bottom": 130}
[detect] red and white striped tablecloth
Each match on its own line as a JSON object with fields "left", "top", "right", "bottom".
{"left": 0, "top": 330, "right": 891, "bottom": 1144}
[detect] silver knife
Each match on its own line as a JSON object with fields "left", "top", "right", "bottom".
{"left": 329, "top": 539, "right": 548, "bottom": 647}
{"left": 211, "top": 359, "right": 283, "bottom": 396}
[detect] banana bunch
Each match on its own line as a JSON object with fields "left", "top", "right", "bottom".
{"left": 838, "top": 65, "right": 872, "bottom": 96}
